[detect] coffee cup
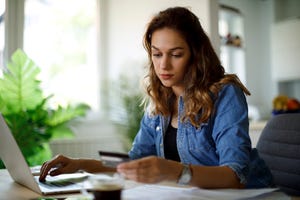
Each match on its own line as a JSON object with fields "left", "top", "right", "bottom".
{"left": 89, "top": 173, "right": 124, "bottom": 200}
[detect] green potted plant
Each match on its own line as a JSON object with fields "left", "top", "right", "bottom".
{"left": 0, "top": 49, "right": 90, "bottom": 168}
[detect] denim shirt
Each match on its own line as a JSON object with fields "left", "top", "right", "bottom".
{"left": 128, "top": 84, "right": 273, "bottom": 188}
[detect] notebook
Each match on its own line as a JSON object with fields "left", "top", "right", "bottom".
{"left": 0, "top": 114, "right": 93, "bottom": 195}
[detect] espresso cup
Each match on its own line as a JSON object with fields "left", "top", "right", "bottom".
{"left": 89, "top": 173, "right": 124, "bottom": 200}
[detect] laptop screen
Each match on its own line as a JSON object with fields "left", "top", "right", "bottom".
{"left": 0, "top": 114, "right": 42, "bottom": 193}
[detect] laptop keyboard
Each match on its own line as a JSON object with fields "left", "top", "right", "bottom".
{"left": 40, "top": 180, "right": 76, "bottom": 188}
{"left": 35, "top": 173, "right": 89, "bottom": 189}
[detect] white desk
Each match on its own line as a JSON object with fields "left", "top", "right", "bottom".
{"left": 0, "top": 169, "right": 299, "bottom": 200}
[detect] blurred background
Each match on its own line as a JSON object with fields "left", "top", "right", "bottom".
{"left": 0, "top": 0, "right": 299, "bottom": 161}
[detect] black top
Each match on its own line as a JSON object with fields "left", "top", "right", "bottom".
{"left": 164, "top": 124, "right": 181, "bottom": 162}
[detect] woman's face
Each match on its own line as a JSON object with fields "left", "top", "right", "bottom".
{"left": 151, "top": 28, "right": 191, "bottom": 96}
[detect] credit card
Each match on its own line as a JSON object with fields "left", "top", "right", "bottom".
{"left": 99, "top": 151, "right": 130, "bottom": 168}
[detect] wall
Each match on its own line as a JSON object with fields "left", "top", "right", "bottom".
{"left": 274, "top": 0, "right": 300, "bottom": 22}
{"left": 272, "top": 1, "right": 300, "bottom": 100}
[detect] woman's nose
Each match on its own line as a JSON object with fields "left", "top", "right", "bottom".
{"left": 160, "top": 55, "right": 170, "bottom": 70}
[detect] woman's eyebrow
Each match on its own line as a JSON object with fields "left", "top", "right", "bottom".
{"left": 151, "top": 45, "right": 184, "bottom": 51}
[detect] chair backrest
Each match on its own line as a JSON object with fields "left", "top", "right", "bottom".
{"left": 256, "top": 113, "right": 300, "bottom": 196}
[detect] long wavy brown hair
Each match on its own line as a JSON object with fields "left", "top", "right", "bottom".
{"left": 143, "top": 7, "right": 250, "bottom": 127}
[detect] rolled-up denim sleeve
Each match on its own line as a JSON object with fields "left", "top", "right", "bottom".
{"left": 212, "top": 84, "right": 252, "bottom": 184}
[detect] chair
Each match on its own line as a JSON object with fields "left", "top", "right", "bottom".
{"left": 256, "top": 113, "right": 300, "bottom": 196}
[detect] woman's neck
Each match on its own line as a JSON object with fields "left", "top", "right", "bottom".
{"left": 171, "top": 85, "right": 184, "bottom": 97}
{"left": 171, "top": 97, "right": 179, "bottom": 128}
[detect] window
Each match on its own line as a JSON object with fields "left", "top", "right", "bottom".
{"left": 24, "top": 0, "right": 99, "bottom": 110}
{"left": 0, "top": 0, "right": 5, "bottom": 71}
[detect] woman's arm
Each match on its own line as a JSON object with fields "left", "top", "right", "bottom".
{"left": 77, "top": 158, "right": 116, "bottom": 173}
{"left": 189, "top": 165, "right": 244, "bottom": 189}
{"left": 117, "top": 156, "right": 244, "bottom": 189}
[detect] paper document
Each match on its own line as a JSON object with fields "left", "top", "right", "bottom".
{"left": 123, "top": 184, "right": 282, "bottom": 200}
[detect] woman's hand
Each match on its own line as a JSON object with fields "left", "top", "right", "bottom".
{"left": 39, "top": 154, "right": 80, "bottom": 182}
{"left": 39, "top": 154, "right": 114, "bottom": 182}
{"left": 116, "top": 156, "right": 182, "bottom": 183}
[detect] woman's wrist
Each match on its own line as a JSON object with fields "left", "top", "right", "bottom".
{"left": 177, "top": 164, "right": 192, "bottom": 185}
{"left": 76, "top": 158, "right": 99, "bottom": 172}
{"left": 167, "top": 160, "right": 185, "bottom": 182}
{"left": 75, "top": 158, "right": 86, "bottom": 171}
{"left": 76, "top": 158, "right": 116, "bottom": 173}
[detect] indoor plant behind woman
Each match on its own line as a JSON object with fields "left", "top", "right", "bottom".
{"left": 0, "top": 49, "right": 90, "bottom": 168}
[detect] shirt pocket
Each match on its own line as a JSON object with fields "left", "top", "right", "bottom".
{"left": 186, "top": 124, "right": 218, "bottom": 164}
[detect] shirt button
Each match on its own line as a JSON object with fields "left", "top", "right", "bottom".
{"left": 156, "top": 126, "right": 160, "bottom": 131}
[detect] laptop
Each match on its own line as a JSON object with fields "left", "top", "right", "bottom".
{"left": 0, "top": 114, "right": 94, "bottom": 195}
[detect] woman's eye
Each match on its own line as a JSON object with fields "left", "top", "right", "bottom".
{"left": 172, "top": 54, "right": 182, "bottom": 58}
{"left": 152, "top": 53, "right": 162, "bottom": 57}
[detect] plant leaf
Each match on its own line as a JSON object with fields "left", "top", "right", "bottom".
{"left": 50, "top": 124, "right": 75, "bottom": 139}
{"left": 0, "top": 49, "right": 43, "bottom": 114}
{"left": 46, "top": 103, "right": 90, "bottom": 126}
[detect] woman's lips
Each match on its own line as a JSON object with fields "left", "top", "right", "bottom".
{"left": 160, "top": 74, "right": 173, "bottom": 80}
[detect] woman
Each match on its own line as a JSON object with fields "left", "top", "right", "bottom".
{"left": 39, "top": 7, "right": 273, "bottom": 189}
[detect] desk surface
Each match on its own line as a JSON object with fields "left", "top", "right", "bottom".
{"left": 0, "top": 169, "right": 299, "bottom": 200}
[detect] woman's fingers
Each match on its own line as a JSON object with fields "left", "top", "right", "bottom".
{"left": 39, "top": 154, "right": 70, "bottom": 182}
{"left": 117, "top": 156, "right": 166, "bottom": 183}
